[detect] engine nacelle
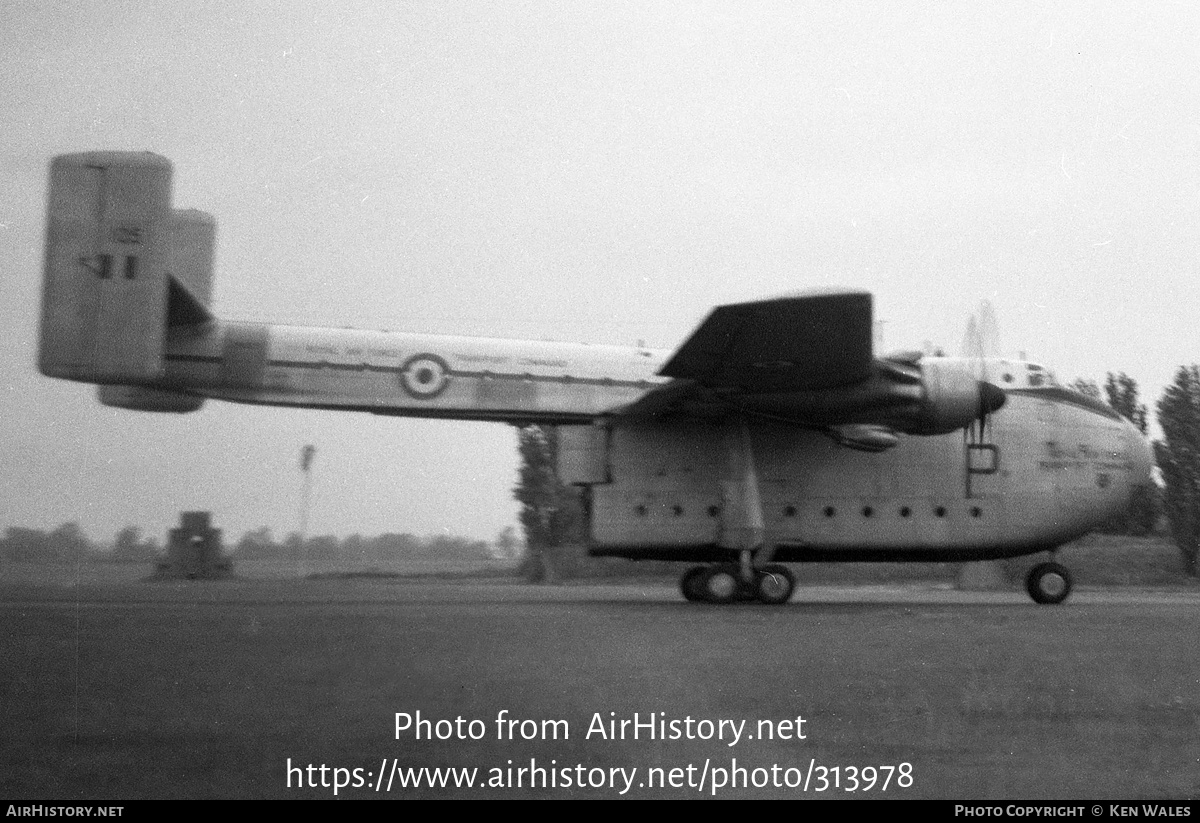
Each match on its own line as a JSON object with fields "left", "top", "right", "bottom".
{"left": 908, "top": 360, "right": 1004, "bottom": 435}
{"left": 98, "top": 385, "right": 204, "bottom": 413}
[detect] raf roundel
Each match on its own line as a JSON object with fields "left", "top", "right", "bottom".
{"left": 399, "top": 353, "right": 451, "bottom": 399}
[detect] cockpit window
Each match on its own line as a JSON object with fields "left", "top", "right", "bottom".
{"left": 1024, "top": 363, "right": 1058, "bottom": 387}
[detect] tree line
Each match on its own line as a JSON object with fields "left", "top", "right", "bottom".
{"left": 233, "top": 527, "right": 501, "bottom": 562}
{"left": 1072, "top": 367, "right": 1200, "bottom": 575}
{"left": 1, "top": 524, "right": 512, "bottom": 563}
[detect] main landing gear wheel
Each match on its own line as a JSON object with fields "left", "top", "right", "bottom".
{"left": 679, "top": 564, "right": 795, "bottom": 604}
{"left": 1026, "top": 562, "right": 1072, "bottom": 605}
{"left": 755, "top": 564, "right": 796, "bottom": 605}
{"left": 680, "top": 566, "right": 708, "bottom": 602}
{"left": 700, "top": 564, "right": 742, "bottom": 605}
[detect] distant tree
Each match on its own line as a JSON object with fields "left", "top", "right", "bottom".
{"left": 235, "top": 526, "right": 280, "bottom": 559}
{"left": 1105, "top": 372, "right": 1149, "bottom": 434}
{"left": 341, "top": 533, "right": 367, "bottom": 564}
{"left": 425, "top": 534, "right": 491, "bottom": 560}
{"left": 45, "top": 522, "right": 92, "bottom": 560}
{"left": 111, "top": 525, "right": 160, "bottom": 562}
{"left": 304, "top": 534, "right": 340, "bottom": 560}
{"left": 513, "top": 425, "right": 584, "bottom": 581}
{"left": 371, "top": 533, "right": 420, "bottom": 557}
{"left": 1071, "top": 377, "right": 1101, "bottom": 399}
{"left": 1156, "top": 365, "right": 1200, "bottom": 575}
{"left": 494, "top": 526, "right": 522, "bottom": 560}
{"left": 2, "top": 527, "right": 50, "bottom": 561}
{"left": 0, "top": 522, "right": 96, "bottom": 561}
{"left": 113, "top": 525, "right": 141, "bottom": 555}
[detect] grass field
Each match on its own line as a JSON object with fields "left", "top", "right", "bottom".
{"left": 2, "top": 561, "right": 1198, "bottom": 799}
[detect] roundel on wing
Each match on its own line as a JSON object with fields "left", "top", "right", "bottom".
{"left": 399, "top": 353, "right": 451, "bottom": 399}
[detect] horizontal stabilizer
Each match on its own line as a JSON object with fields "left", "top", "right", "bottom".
{"left": 98, "top": 385, "right": 204, "bottom": 413}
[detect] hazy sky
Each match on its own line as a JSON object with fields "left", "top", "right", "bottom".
{"left": 2, "top": 2, "right": 1197, "bottom": 546}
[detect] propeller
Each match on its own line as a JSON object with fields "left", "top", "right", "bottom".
{"left": 960, "top": 300, "right": 1006, "bottom": 444}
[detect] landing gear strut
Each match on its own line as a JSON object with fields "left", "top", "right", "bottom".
{"left": 681, "top": 418, "right": 797, "bottom": 605}
{"left": 679, "top": 563, "right": 796, "bottom": 605}
{"left": 1025, "top": 561, "right": 1072, "bottom": 605}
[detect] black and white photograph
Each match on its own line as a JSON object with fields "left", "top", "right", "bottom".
{"left": 2, "top": 2, "right": 1199, "bottom": 803}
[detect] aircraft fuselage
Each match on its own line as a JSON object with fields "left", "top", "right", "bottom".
{"left": 151, "top": 320, "right": 1154, "bottom": 563}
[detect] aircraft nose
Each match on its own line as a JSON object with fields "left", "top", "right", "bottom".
{"left": 1128, "top": 426, "right": 1155, "bottom": 487}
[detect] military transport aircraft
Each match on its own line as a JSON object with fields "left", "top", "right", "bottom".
{"left": 37, "top": 152, "right": 1156, "bottom": 605}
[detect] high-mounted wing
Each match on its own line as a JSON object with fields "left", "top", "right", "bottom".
{"left": 617, "top": 290, "right": 1004, "bottom": 442}
{"left": 658, "top": 290, "right": 874, "bottom": 393}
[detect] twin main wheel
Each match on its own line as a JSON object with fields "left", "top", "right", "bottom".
{"left": 680, "top": 564, "right": 795, "bottom": 605}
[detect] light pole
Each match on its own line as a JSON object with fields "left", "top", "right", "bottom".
{"left": 298, "top": 444, "right": 316, "bottom": 578}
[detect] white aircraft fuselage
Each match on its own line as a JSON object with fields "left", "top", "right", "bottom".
{"left": 153, "top": 320, "right": 1153, "bottom": 562}
{"left": 163, "top": 320, "right": 664, "bottom": 424}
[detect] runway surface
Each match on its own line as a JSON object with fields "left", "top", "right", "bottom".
{"left": 3, "top": 577, "right": 1199, "bottom": 799}
{"left": 5, "top": 576, "right": 1200, "bottom": 606}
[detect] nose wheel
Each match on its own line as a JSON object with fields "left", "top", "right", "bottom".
{"left": 679, "top": 563, "right": 795, "bottom": 605}
{"left": 1025, "top": 562, "right": 1072, "bottom": 604}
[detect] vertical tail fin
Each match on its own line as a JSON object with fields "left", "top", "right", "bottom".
{"left": 39, "top": 152, "right": 173, "bottom": 384}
